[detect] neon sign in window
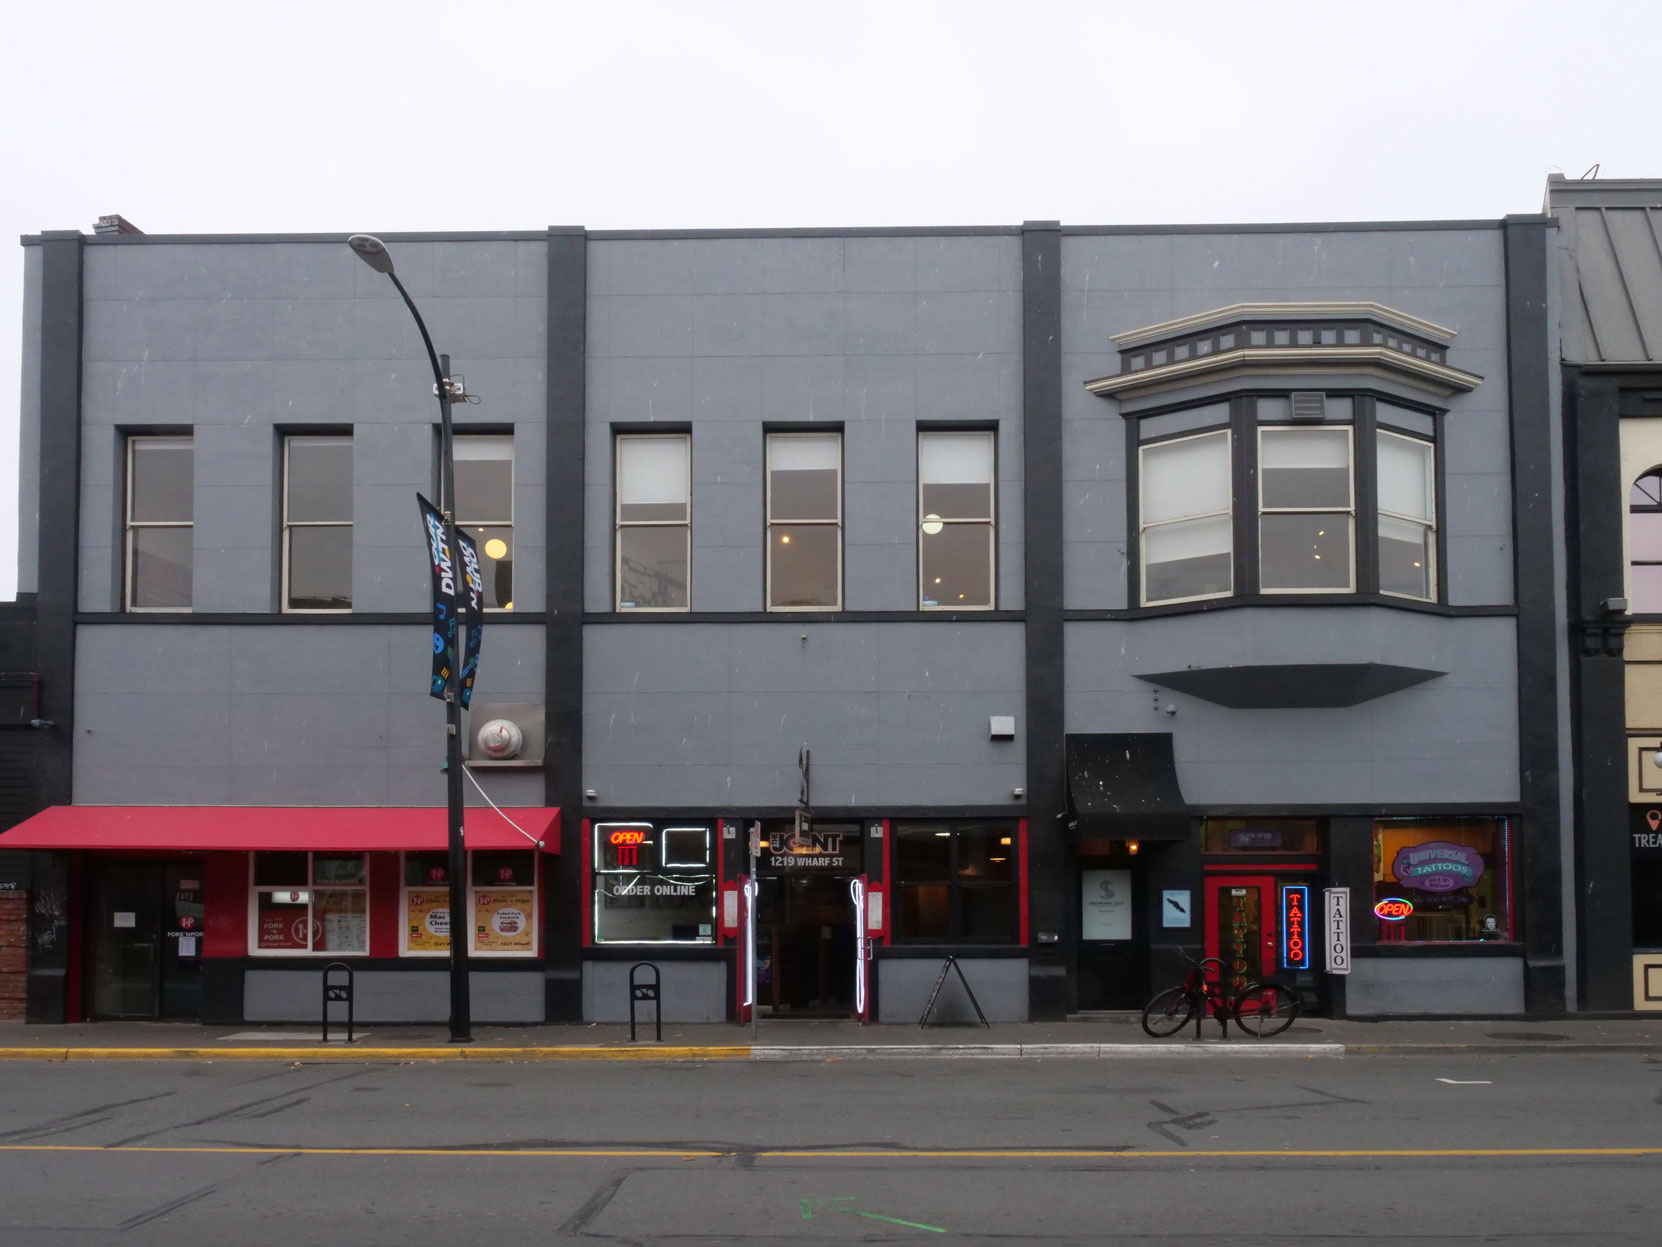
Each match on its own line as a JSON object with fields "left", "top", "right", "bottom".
{"left": 1281, "top": 885, "right": 1310, "bottom": 970}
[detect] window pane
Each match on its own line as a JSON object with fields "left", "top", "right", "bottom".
{"left": 472, "top": 851, "right": 535, "bottom": 887}
{"left": 312, "top": 854, "right": 366, "bottom": 885}
{"left": 1633, "top": 472, "right": 1662, "bottom": 507}
{"left": 1632, "top": 564, "right": 1662, "bottom": 613}
{"left": 287, "top": 526, "right": 352, "bottom": 610}
{"left": 920, "top": 433, "right": 993, "bottom": 519}
{"left": 896, "top": 828, "right": 952, "bottom": 883}
{"left": 1373, "top": 818, "right": 1509, "bottom": 942}
{"left": 315, "top": 890, "right": 367, "bottom": 953}
{"left": 960, "top": 885, "right": 1015, "bottom": 940}
{"left": 920, "top": 523, "right": 993, "bottom": 608}
{"left": 920, "top": 481, "right": 994, "bottom": 519}
{"left": 130, "top": 528, "right": 193, "bottom": 608}
{"left": 1633, "top": 512, "right": 1662, "bottom": 562}
{"left": 1379, "top": 515, "right": 1433, "bottom": 599}
{"left": 769, "top": 435, "right": 840, "bottom": 521}
{"left": 286, "top": 438, "right": 353, "bottom": 524}
{"left": 256, "top": 890, "right": 313, "bottom": 949}
{"left": 1143, "top": 515, "right": 1231, "bottom": 602}
{"left": 1378, "top": 433, "right": 1433, "bottom": 522}
{"left": 1261, "top": 428, "right": 1351, "bottom": 509}
{"left": 254, "top": 851, "right": 308, "bottom": 887}
{"left": 896, "top": 884, "right": 950, "bottom": 938}
{"left": 618, "top": 436, "right": 690, "bottom": 522}
{"left": 957, "top": 826, "right": 1014, "bottom": 882}
{"left": 1261, "top": 513, "right": 1353, "bottom": 590}
{"left": 468, "top": 526, "right": 513, "bottom": 609}
{"left": 405, "top": 851, "right": 450, "bottom": 887}
{"left": 130, "top": 440, "right": 194, "bottom": 523}
{"left": 768, "top": 525, "right": 838, "bottom": 607}
{"left": 618, "top": 526, "right": 689, "bottom": 609}
{"left": 1141, "top": 432, "right": 1229, "bottom": 526}
{"left": 593, "top": 875, "right": 715, "bottom": 943}
{"left": 454, "top": 438, "right": 513, "bottom": 523}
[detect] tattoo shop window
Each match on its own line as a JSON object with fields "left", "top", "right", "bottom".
{"left": 454, "top": 435, "right": 514, "bottom": 610}
{"left": 893, "top": 823, "right": 1017, "bottom": 942}
{"left": 918, "top": 430, "right": 995, "bottom": 609}
{"left": 1139, "top": 430, "right": 1231, "bottom": 605}
{"left": 616, "top": 433, "right": 691, "bottom": 610}
{"left": 125, "top": 435, "right": 194, "bottom": 610}
{"left": 1372, "top": 818, "right": 1511, "bottom": 943}
{"left": 251, "top": 852, "right": 367, "bottom": 954}
{"left": 767, "top": 432, "right": 841, "bottom": 610}
{"left": 592, "top": 822, "right": 715, "bottom": 944}
{"left": 283, "top": 434, "right": 353, "bottom": 611}
{"left": 401, "top": 850, "right": 539, "bottom": 956}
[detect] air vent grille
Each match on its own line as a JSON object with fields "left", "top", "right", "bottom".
{"left": 1289, "top": 391, "right": 1327, "bottom": 421}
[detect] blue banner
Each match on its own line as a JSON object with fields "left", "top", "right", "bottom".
{"left": 417, "top": 494, "right": 458, "bottom": 701}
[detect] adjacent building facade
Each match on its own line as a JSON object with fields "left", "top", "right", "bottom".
{"left": 0, "top": 208, "right": 1574, "bottom": 1024}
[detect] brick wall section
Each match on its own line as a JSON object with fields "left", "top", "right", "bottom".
{"left": 0, "top": 893, "right": 26, "bottom": 1019}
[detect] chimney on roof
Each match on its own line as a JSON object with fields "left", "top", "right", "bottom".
{"left": 94, "top": 214, "right": 143, "bottom": 235}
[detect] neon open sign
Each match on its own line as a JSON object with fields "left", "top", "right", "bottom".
{"left": 609, "top": 830, "right": 647, "bottom": 846}
{"left": 1281, "top": 885, "right": 1310, "bottom": 970}
{"left": 1374, "top": 897, "right": 1414, "bottom": 921}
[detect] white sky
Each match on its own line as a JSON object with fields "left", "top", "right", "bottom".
{"left": 3, "top": 0, "right": 1658, "bottom": 600}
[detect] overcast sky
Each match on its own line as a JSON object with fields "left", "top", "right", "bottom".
{"left": 3, "top": 0, "right": 1658, "bottom": 599}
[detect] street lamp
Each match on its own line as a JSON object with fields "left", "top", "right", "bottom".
{"left": 347, "top": 233, "right": 472, "bottom": 1042}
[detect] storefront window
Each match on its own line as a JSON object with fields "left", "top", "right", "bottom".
{"left": 592, "top": 822, "right": 715, "bottom": 944}
{"left": 251, "top": 852, "right": 368, "bottom": 954}
{"left": 1201, "top": 818, "right": 1322, "bottom": 854}
{"left": 1372, "top": 818, "right": 1511, "bottom": 942}
{"left": 401, "top": 850, "right": 539, "bottom": 957}
{"left": 894, "top": 823, "right": 1017, "bottom": 942}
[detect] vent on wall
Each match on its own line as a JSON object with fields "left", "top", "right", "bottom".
{"left": 1289, "top": 391, "right": 1327, "bottom": 421}
{"left": 465, "top": 702, "right": 545, "bottom": 768}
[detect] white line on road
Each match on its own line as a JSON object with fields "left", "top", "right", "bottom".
{"left": 1436, "top": 1078, "right": 1492, "bottom": 1084}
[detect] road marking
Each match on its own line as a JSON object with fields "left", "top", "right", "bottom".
{"left": 801, "top": 1198, "right": 946, "bottom": 1233}
{"left": 0, "top": 1144, "right": 1659, "bottom": 1161}
{"left": 1436, "top": 1078, "right": 1493, "bottom": 1085}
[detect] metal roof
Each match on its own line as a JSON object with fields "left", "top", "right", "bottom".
{"left": 1547, "top": 174, "right": 1662, "bottom": 364}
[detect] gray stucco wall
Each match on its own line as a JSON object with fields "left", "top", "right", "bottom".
{"left": 1059, "top": 228, "right": 1515, "bottom": 611}
{"left": 584, "top": 621, "right": 1026, "bottom": 807}
{"left": 1067, "top": 609, "right": 1518, "bottom": 805}
{"left": 1345, "top": 956, "right": 1524, "bottom": 1015}
{"left": 582, "top": 959, "right": 727, "bottom": 1023}
{"left": 878, "top": 956, "right": 1029, "bottom": 1023}
{"left": 73, "top": 624, "right": 546, "bottom": 806}
{"left": 245, "top": 968, "right": 544, "bottom": 1023}
{"left": 76, "top": 239, "right": 548, "bottom": 613}
{"left": 583, "top": 235, "right": 1025, "bottom": 614}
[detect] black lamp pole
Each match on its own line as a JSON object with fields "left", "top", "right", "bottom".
{"left": 347, "top": 234, "right": 472, "bottom": 1043}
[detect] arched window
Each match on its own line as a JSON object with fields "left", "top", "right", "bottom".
{"left": 1630, "top": 469, "right": 1662, "bottom": 612}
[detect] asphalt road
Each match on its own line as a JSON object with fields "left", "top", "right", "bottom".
{"left": 0, "top": 1052, "right": 1656, "bottom": 1244}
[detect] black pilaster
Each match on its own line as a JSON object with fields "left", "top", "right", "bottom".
{"left": 544, "top": 228, "right": 587, "bottom": 1022}
{"left": 1503, "top": 215, "right": 1567, "bottom": 1014}
{"left": 1021, "top": 221, "right": 1068, "bottom": 1019}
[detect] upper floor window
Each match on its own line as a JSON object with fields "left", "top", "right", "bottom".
{"left": 766, "top": 432, "right": 841, "bottom": 610}
{"left": 615, "top": 434, "right": 690, "bottom": 611}
{"left": 1139, "top": 430, "right": 1232, "bottom": 605}
{"left": 125, "top": 435, "right": 193, "bottom": 611}
{"left": 918, "top": 431, "right": 995, "bottom": 609}
{"left": 1378, "top": 431, "right": 1437, "bottom": 601}
{"left": 1258, "top": 426, "right": 1355, "bottom": 593}
{"left": 283, "top": 435, "right": 352, "bottom": 612}
{"left": 454, "top": 435, "right": 513, "bottom": 610}
{"left": 1632, "top": 469, "right": 1662, "bottom": 613}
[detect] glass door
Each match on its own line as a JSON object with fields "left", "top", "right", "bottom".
{"left": 90, "top": 866, "right": 162, "bottom": 1019}
{"left": 1205, "top": 875, "right": 1277, "bottom": 995}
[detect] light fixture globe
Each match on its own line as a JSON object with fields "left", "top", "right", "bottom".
{"left": 920, "top": 513, "right": 945, "bottom": 536}
{"left": 476, "top": 718, "right": 524, "bottom": 760}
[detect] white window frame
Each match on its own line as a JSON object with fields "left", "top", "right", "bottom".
{"left": 281, "top": 434, "right": 353, "bottom": 614}
{"left": 614, "top": 433, "right": 692, "bottom": 612}
{"left": 454, "top": 434, "right": 515, "bottom": 612}
{"left": 399, "top": 850, "right": 541, "bottom": 959}
{"left": 1257, "top": 424, "right": 1356, "bottom": 595}
{"left": 917, "top": 430, "right": 996, "bottom": 610}
{"left": 1138, "top": 428, "right": 1233, "bottom": 607}
{"left": 765, "top": 432, "right": 843, "bottom": 612}
{"left": 124, "top": 435, "right": 193, "bottom": 613}
{"left": 248, "top": 852, "right": 369, "bottom": 957}
{"left": 1377, "top": 428, "right": 1438, "bottom": 603}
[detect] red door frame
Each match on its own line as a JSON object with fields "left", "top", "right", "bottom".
{"left": 1205, "top": 875, "right": 1277, "bottom": 991}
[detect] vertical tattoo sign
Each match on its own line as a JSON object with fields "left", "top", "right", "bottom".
{"left": 456, "top": 529, "right": 485, "bottom": 708}
{"left": 418, "top": 494, "right": 458, "bottom": 701}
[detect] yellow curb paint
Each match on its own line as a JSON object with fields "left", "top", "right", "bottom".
{"left": 0, "top": 1046, "right": 752, "bottom": 1062}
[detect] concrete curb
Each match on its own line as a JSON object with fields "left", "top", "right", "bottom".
{"left": 753, "top": 1043, "right": 1343, "bottom": 1060}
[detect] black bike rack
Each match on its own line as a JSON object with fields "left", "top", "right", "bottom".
{"left": 322, "top": 962, "right": 355, "bottom": 1044}
{"left": 629, "top": 962, "right": 662, "bottom": 1043}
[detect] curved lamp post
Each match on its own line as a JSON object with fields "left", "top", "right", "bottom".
{"left": 347, "top": 234, "right": 472, "bottom": 1042}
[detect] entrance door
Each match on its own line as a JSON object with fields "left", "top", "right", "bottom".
{"left": 88, "top": 860, "right": 203, "bottom": 1020}
{"left": 1077, "top": 861, "right": 1144, "bottom": 1009}
{"left": 756, "top": 874, "right": 857, "bottom": 1016}
{"left": 1205, "top": 875, "right": 1277, "bottom": 995}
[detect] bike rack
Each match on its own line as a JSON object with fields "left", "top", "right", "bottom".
{"left": 322, "top": 962, "right": 354, "bottom": 1044}
{"left": 629, "top": 962, "right": 662, "bottom": 1043}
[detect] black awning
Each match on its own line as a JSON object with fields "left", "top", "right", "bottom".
{"left": 1066, "top": 733, "right": 1190, "bottom": 842}
{"left": 1135, "top": 663, "right": 1443, "bottom": 709}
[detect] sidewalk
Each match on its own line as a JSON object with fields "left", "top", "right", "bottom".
{"left": 1, "top": 1014, "right": 1660, "bottom": 1060}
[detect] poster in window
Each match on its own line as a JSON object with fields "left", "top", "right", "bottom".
{"left": 406, "top": 891, "right": 450, "bottom": 952}
{"left": 474, "top": 889, "right": 534, "bottom": 952}
{"left": 1081, "top": 869, "right": 1133, "bottom": 941}
{"left": 258, "top": 894, "right": 314, "bottom": 950}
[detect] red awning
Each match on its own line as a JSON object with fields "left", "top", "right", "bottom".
{"left": 0, "top": 806, "right": 560, "bottom": 853}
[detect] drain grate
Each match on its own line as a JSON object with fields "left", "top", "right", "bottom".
{"left": 1484, "top": 1031, "right": 1571, "bottom": 1042}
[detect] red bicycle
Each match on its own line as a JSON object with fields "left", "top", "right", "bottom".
{"left": 1140, "top": 950, "right": 1300, "bottom": 1038}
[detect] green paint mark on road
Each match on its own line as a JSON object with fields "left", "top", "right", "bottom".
{"left": 800, "top": 1197, "right": 946, "bottom": 1233}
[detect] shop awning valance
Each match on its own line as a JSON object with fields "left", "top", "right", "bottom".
{"left": 1066, "top": 733, "right": 1190, "bottom": 842}
{"left": 0, "top": 806, "right": 561, "bottom": 853}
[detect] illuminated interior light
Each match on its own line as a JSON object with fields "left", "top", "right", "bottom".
{"left": 484, "top": 538, "right": 508, "bottom": 560}
{"left": 999, "top": 837, "right": 1011, "bottom": 846}
{"left": 780, "top": 534, "right": 791, "bottom": 544}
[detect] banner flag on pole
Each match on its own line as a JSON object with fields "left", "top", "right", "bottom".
{"left": 456, "top": 529, "right": 485, "bottom": 708}
{"left": 417, "top": 493, "right": 458, "bottom": 702}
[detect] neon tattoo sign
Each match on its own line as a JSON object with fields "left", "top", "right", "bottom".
{"left": 1281, "top": 885, "right": 1310, "bottom": 970}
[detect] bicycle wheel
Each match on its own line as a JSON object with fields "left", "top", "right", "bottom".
{"left": 1140, "top": 987, "right": 1199, "bottom": 1038}
{"left": 1231, "top": 982, "right": 1300, "bottom": 1037}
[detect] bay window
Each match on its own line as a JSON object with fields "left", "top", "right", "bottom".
{"left": 1258, "top": 426, "right": 1354, "bottom": 592}
{"left": 1378, "top": 430, "right": 1437, "bottom": 600}
{"left": 1139, "top": 430, "right": 1232, "bottom": 605}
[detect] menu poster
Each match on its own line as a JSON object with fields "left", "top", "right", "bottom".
{"left": 474, "top": 890, "right": 534, "bottom": 953}
{"left": 406, "top": 892, "right": 451, "bottom": 953}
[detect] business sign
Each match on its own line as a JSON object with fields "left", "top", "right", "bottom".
{"left": 1281, "top": 885, "right": 1310, "bottom": 970}
{"left": 1161, "top": 889, "right": 1192, "bottom": 929}
{"left": 406, "top": 891, "right": 450, "bottom": 953}
{"left": 759, "top": 824, "right": 862, "bottom": 873}
{"left": 1230, "top": 829, "right": 1283, "bottom": 850}
{"left": 1374, "top": 896, "right": 1414, "bottom": 922}
{"left": 1631, "top": 808, "right": 1662, "bottom": 854}
{"left": 1324, "top": 887, "right": 1351, "bottom": 975}
{"left": 474, "top": 889, "right": 533, "bottom": 953}
{"left": 1390, "top": 841, "right": 1485, "bottom": 892}
{"left": 1081, "top": 870, "right": 1133, "bottom": 941}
